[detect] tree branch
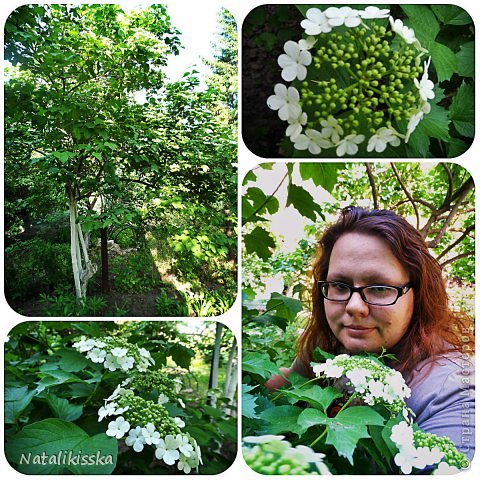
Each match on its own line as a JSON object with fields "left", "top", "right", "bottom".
{"left": 391, "top": 162, "right": 420, "bottom": 229}
{"left": 426, "top": 177, "right": 474, "bottom": 248}
{"left": 439, "top": 251, "right": 474, "bottom": 268}
{"left": 436, "top": 224, "right": 475, "bottom": 261}
{"left": 365, "top": 162, "right": 378, "bottom": 209}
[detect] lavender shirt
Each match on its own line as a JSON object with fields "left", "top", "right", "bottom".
{"left": 291, "top": 351, "right": 475, "bottom": 461}
{"left": 406, "top": 352, "right": 475, "bottom": 461}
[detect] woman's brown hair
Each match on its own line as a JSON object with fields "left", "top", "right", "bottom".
{"left": 296, "top": 206, "right": 474, "bottom": 380}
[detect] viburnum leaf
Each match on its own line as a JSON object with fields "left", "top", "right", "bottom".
{"left": 5, "top": 419, "right": 117, "bottom": 474}
{"left": 449, "top": 82, "right": 474, "bottom": 138}
{"left": 244, "top": 226, "right": 276, "bottom": 261}
{"left": 259, "top": 405, "right": 305, "bottom": 436}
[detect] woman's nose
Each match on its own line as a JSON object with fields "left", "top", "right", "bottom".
{"left": 345, "top": 291, "right": 369, "bottom": 316}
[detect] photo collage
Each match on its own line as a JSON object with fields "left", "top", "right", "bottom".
{"left": 2, "top": 1, "right": 477, "bottom": 477}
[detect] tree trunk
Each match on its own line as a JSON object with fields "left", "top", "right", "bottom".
{"left": 224, "top": 337, "right": 237, "bottom": 397}
{"left": 224, "top": 337, "right": 237, "bottom": 415}
{"left": 101, "top": 227, "right": 110, "bottom": 293}
{"left": 208, "top": 323, "right": 223, "bottom": 406}
{"left": 68, "top": 194, "right": 97, "bottom": 299}
{"left": 69, "top": 200, "right": 82, "bottom": 298}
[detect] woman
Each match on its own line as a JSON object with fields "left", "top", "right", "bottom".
{"left": 266, "top": 206, "right": 474, "bottom": 461}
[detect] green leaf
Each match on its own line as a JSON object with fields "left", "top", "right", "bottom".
{"left": 456, "top": 42, "right": 474, "bottom": 79}
{"left": 5, "top": 419, "right": 117, "bottom": 474}
{"left": 335, "top": 406, "right": 386, "bottom": 427}
{"left": 52, "top": 151, "right": 75, "bottom": 164}
{"left": 447, "top": 138, "right": 470, "bottom": 158}
{"left": 449, "top": 82, "right": 474, "bottom": 138}
{"left": 242, "top": 186, "right": 279, "bottom": 221}
{"left": 286, "top": 183, "right": 322, "bottom": 221}
{"left": 266, "top": 292, "right": 303, "bottom": 322}
{"left": 401, "top": 5, "right": 439, "bottom": 43}
{"left": 297, "top": 408, "right": 329, "bottom": 434}
{"left": 242, "top": 170, "right": 257, "bottom": 185}
{"left": 46, "top": 394, "right": 83, "bottom": 422}
{"left": 369, "top": 425, "right": 394, "bottom": 467}
{"left": 325, "top": 421, "right": 370, "bottom": 464}
{"left": 405, "top": 131, "right": 429, "bottom": 157}
{"left": 36, "top": 370, "right": 83, "bottom": 393}
{"left": 284, "top": 385, "right": 341, "bottom": 411}
{"left": 254, "top": 313, "right": 288, "bottom": 331}
{"left": 242, "top": 351, "right": 279, "bottom": 379}
{"left": 431, "top": 5, "right": 472, "bottom": 25}
{"left": 299, "top": 163, "right": 344, "bottom": 192}
{"left": 312, "top": 347, "right": 335, "bottom": 362}
{"left": 57, "top": 348, "right": 89, "bottom": 372}
{"left": 169, "top": 343, "right": 195, "bottom": 369}
{"left": 427, "top": 41, "right": 458, "bottom": 82}
{"left": 298, "top": 406, "right": 386, "bottom": 463}
{"left": 416, "top": 103, "right": 450, "bottom": 141}
{"left": 259, "top": 405, "right": 305, "bottom": 435}
{"left": 242, "top": 391, "right": 259, "bottom": 419}
{"left": 244, "top": 226, "right": 276, "bottom": 261}
{"left": 4, "top": 386, "right": 36, "bottom": 424}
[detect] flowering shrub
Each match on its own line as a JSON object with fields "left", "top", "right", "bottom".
{"left": 312, "top": 353, "right": 412, "bottom": 417}
{"left": 242, "top": 347, "right": 470, "bottom": 475}
{"left": 5, "top": 322, "right": 236, "bottom": 475}
{"left": 264, "top": 4, "right": 474, "bottom": 157}
{"left": 75, "top": 337, "right": 202, "bottom": 474}
{"left": 390, "top": 421, "right": 469, "bottom": 474}
{"left": 72, "top": 335, "right": 155, "bottom": 372}
{"left": 267, "top": 5, "right": 433, "bottom": 157}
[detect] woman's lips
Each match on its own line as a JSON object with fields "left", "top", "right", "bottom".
{"left": 343, "top": 325, "right": 376, "bottom": 337}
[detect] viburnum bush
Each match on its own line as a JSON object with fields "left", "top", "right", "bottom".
{"left": 73, "top": 335, "right": 202, "bottom": 473}
{"left": 266, "top": 4, "right": 474, "bottom": 157}
{"left": 5, "top": 322, "right": 237, "bottom": 475}
{"left": 243, "top": 346, "right": 470, "bottom": 475}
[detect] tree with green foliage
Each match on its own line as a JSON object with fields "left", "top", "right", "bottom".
{"left": 4, "top": 4, "right": 237, "bottom": 311}
{"left": 5, "top": 4, "right": 181, "bottom": 298}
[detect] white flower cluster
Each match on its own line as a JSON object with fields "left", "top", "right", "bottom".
{"left": 267, "top": 5, "right": 435, "bottom": 156}
{"left": 391, "top": 422, "right": 444, "bottom": 474}
{"left": 99, "top": 377, "right": 202, "bottom": 474}
{"left": 72, "top": 335, "right": 155, "bottom": 372}
{"left": 105, "top": 416, "right": 202, "bottom": 473}
{"left": 243, "top": 435, "right": 331, "bottom": 475}
{"left": 312, "top": 354, "right": 411, "bottom": 416}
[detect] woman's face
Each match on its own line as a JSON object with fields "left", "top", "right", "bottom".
{"left": 325, "top": 232, "right": 414, "bottom": 354}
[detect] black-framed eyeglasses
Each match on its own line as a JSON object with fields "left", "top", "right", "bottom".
{"left": 318, "top": 281, "right": 412, "bottom": 306}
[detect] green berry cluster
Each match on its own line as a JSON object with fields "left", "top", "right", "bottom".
{"left": 116, "top": 391, "right": 181, "bottom": 438}
{"left": 301, "top": 24, "right": 423, "bottom": 135}
{"left": 129, "top": 370, "right": 177, "bottom": 400}
{"left": 243, "top": 447, "right": 318, "bottom": 475}
{"left": 413, "top": 430, "right": 470, "bottom": 469}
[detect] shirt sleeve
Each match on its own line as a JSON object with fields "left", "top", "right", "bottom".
{"left": 406, "top": 354, "right": 475, "bottom": 462}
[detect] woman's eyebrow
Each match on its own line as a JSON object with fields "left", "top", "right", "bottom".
{"left": 326, "top": 272, "right": 405, "bottom": 284}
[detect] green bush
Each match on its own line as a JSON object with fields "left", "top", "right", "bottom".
{"left": 110, "top": 250, "right": 161, "bottom": 293}
{"left": 4, "top": 239, "right": 72, "bottom": 301}
{"left": 155, "top": 290, "right": 189, "bottom": 317}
